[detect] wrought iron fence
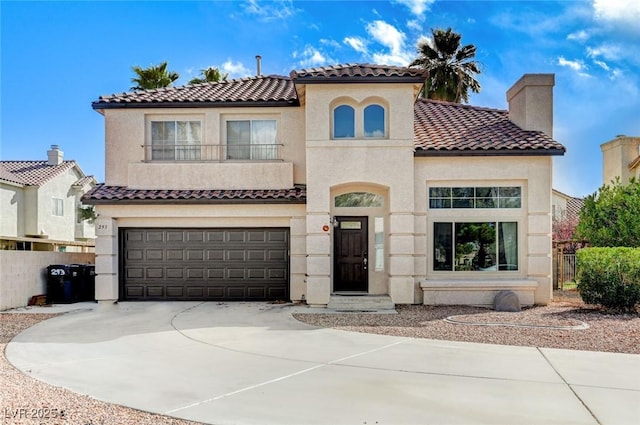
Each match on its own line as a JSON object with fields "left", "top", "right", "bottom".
{"left": 553, "top": 240, "right": 589, "bottom": 289}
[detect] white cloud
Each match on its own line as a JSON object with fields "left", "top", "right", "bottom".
{"left": 221, "top": 60, "right": 252, "bottom": 78}
{"left": 295, "top": 46, "right": 333, "bottom": 68}
{"left": 344, "top": 36, "right": 368, "bottom": 54}
{"left": 586, "top": 43, "right": 623, "bottom": 62}
{"left": 567, "top": 30, "right": 589, "bottom": 42}
{"left": 243, "top": 0, "right": 297, "bottom": 21}
{"left": 593, "top": 0, "right": 640, "bottom": 24}
{"left": 594, "top": 60, "right": 610, "bottom": 71}
{"left": 393, "top": 0, "right": 434, "bottom": 16}
{"left": 365, "top": 20, "right": 413, "bottom": 65}
{"left": 557, "top": 57, "right": 591, "bottom": 77}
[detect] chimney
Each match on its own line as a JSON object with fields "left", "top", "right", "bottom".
{"left": 256, "top": 55, "right": 262, "bottom": 76}
{"left": 506, "top": 74, "right": 555, "bottom": 137}
{"left": 601, "top": 135, "right": 640, "bottom": 185}
{"left": 47, "top": 145, "right": 64, "bottom": 166}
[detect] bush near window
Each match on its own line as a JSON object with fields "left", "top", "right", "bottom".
{"left": 576, "top": 247, "right": 640, "bottom": 313}
{"left": 576, "top": 177, "right": 640, "bottom": 247}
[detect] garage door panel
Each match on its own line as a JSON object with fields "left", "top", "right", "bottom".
{"left": 122, "top": 228, "right": 289, "bottom": 301}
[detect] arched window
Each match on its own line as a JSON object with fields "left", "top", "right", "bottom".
{"left": 333, "top": 105, "right": 355, "bottom": 138}
{"left": 364, "top": 104, "right": 385, "bottom": 138}
{"left": 334, "top": 192, "right": 384, "bottom": 207}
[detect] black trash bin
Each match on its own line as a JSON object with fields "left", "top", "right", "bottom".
{"left": 47, "top": 264, "right": 73, "bottom": 304}
{"left": 78, "top": 264, "right": 96, "bottom": 301}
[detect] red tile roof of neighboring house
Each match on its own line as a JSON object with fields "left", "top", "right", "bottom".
{"left": 0, "top": 161, "right": 79, "bottom": 186}
{"left": 413, "top": 99, "right": 565, "bottom": 156}
{"left": 290, "top": 63, "right": 428, "bottom": 82}
{"left": 566, "top": 196, "right": 585, "bottom": 220}
{"left": 83, "top": 184, "right": 307, "bottom": 204}
{"left": 92, "top": 75, "right": 298, "bottom": 109}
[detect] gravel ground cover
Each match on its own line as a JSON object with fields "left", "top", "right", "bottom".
{"left": 294, "top": 291, "right": 640, "bottom": 354}
{"left": 1, "top": 291, "right": 638, "bottom": 424}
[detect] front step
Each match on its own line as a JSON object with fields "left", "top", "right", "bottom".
{"left": 327, "top": 294, "right": 396, "bottom": 312}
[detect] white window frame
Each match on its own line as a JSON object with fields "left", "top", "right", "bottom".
{"left": 222, "top": 115, "right": 280, "bottom": 161}
{"left": 146, "top": 115, "right": 204, "bottom": 161}
{"left": 52, "top": 198, "right": 64, "bottom": 217}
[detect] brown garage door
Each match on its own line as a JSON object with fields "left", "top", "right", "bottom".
{"left": 121, "top": 228, "right": 289, "bottom": 301}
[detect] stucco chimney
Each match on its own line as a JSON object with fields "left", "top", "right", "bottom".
{"left": 47, "top": 145, "right": 64, "bottom": 166}
{"left": 506, "top": 74, "right": 555, "bottom": 137}
{"left": 256, "top": 55, "right": 262, "bottom": 76}
{"left": 601, "top": 135, "right": 640, "bottom": 185}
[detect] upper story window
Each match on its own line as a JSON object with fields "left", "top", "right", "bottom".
{"left": 226, "top": 119, "right": 277, "bottom": 160}
{"left": 429, "top": 186, "right": 522, "bottom": 209}
{"left": 52, "top": 198, "right": 64, "bottom": 216}
{"left": 364, "top": 104, "right": 385, "bottom": 138}
{"left": 151, "top": 121, "right": 201, "bottom": 161}
{"left": 333, "top": 105, "right": 355, "bottom": 139}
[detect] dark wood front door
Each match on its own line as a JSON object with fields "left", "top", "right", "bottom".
{"left": 334, "top": 216, "right": 368, "bottom": 292}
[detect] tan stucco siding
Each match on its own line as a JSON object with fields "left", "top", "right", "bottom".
{"left": 415, "top": 155, "right": 554, "bottom": 305}
{"left": 0, "top": 184, "right": 23, "bottom": 237}
{"left": 103, "top": 106, "right": 305, "bottom": 189}
{"left": 93, "top": 203, "right": 307, "bottom": 302}
{"left": 35, "top": 168, "right": 85, "bottom": 241}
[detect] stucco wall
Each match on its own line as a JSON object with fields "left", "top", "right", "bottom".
{"left": 93, "top": 203, "right": 307, "bottom": 303}
{"left": 103, "top": 106, "right": 306, "bottom": 189}
{"left": 35, "top": 168, "right": 84, "bottom": 241}
{"left": 0, "top": 251, "right": 95, "bottom": 310}
{"left": 415, "top": 155, "right": 554, "bottom": 305}
{"left": 0, "top": 183, "right": 23, "bottom": 237}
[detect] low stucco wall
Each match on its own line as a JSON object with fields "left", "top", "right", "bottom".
{"left": 0, "top": 251, "right": 95, "bottom": 310}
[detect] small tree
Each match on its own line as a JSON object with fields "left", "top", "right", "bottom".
{"left": 553, "top": 213, "right": 580, "bottom": 242}
{"left": 576, "top": 178, "right": 640, "bottom": 247}
{"left": 131, "top": 61, "right": 180, "bottom": 90}
{"left": 189, "top": 67, "right": 228, "bottom": 85}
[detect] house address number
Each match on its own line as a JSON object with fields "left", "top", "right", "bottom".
{"left": 97, "top": 224, "right": 109, "bottom": 231}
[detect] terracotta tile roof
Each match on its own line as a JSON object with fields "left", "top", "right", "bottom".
{"left": 413, "top": 99, "right": 566, "bottom": 156}
{"left": 0, "top": 161, "right": 78, "bottom": 186}
{"left": 290, "top": 63, "right": 428, "bottom": 82}
{"left": 83, "top": 184, "right": 307, "bottom": 204}
{"left": 92, "top": 75, "right": 298, "bottom": 109}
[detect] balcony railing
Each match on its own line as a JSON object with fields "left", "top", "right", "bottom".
{"left": 142, "top": 144, "right": 284, "bottom": 162}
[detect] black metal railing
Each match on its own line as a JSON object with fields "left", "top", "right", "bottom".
{"left": 142, "top": 144, "right": 283, "bottom": 162}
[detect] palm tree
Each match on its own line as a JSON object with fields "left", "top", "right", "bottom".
{"left": 130, "top": 61, "right": 180, "bottom": 90}
{"left": 188, "top": 67, "right": 229, "bottom": 85}
{"left": 410, "top": 28, "right": 481, "bottom": 103}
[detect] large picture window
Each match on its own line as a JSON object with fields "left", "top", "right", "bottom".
{"left": 227, "top": 119, "right": 277, "bottom": 160}
{"left": 151, "top": 121, "right": 201, "bottom": 161}
{"left": 429, "top": 186, "right": 521, "bottom": 209}
{"left": 433, "top": 222, "right": 518, "bottom": 271}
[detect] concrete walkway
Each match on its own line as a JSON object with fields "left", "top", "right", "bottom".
{"left": 6, "top": 302, "right": 640, "bottom": 425}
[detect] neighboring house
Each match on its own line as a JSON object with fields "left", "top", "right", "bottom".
{"left": 551, "top": 189, "right": 584, "bottom": 223}
{"left": 601, "top": 135, "right": 640, "bottom": 185}
{"left": 0, "top": 145, "right": 97, "bottom": 252}
{"left": 84, "top": 64, "right": 565, "bottom": 308}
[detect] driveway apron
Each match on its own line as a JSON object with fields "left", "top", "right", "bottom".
{"left": 6, "top": 302, "right": 640, "bottom": 425}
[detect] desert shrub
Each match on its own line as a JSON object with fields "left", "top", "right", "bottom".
{"left": 576, "top": 247, "right": 640, "bottom": 313}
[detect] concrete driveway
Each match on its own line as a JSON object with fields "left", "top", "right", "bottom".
{"left": 6, "top": 302, "right": 640, "bottom": 425}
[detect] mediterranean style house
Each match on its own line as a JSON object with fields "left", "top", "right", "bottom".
{"left": 1, "top": 145, "right": 96, "bottom": 251}
{"left": 84, "top": 64, "right": 565, "bottom": 308}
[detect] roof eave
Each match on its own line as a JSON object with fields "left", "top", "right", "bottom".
{"left": 92, "top": 99, "right": 300, "bottom": 110}
{"left": 292, "top": 76, "right": 427, "bottom": 84}
{"left": 414, "top": 148, "right": 566, "bottom": 157}
{"left": 83, "top": 198, "right": 307, "bottom": 205}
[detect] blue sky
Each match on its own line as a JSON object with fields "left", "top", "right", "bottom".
{"left": 2, "top": 0, "right": 639, "bottom": 197}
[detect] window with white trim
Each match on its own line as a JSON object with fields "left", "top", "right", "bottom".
{"left": 429, "top": 186, "right": 521, "bottom": 209}
{"left": 151, "top": 120, "right": 201, "bottom": 160}
{"left": 52, "top": 198, "right": 64, "bottom": 217}
{"left": 226, "top": 119, "right": 277, "bottom": 160}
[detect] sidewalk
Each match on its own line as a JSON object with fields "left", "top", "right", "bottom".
{"left": 6, "top": 302, "right": 640, "bottom": 425}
